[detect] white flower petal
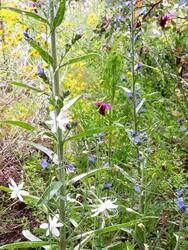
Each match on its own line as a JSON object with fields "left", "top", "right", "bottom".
{"left": 11, "top": 191, "right": 17, "bottom": 199}
{"left": 10, "top": 178, "right": 17, "bottom": 188}
{"left": 40, "top": 223, "right": 49, "bottom": 229}
{"left": 56, "top": 223, "right": 63, "bottom": 228}
{"left": 46, "top": 229, "right": 50, "bottom": 236}
{"left": 18, "top": 182, "right": 24, "bottom": 189}
{"left": 17, "top": 193, "right": 24, "bottom": 202}
{"left": 52, "top": 227, "right": 60, "bottom": 237}
{"left": 19, "top": 190, "right": 29, "bottom": 196}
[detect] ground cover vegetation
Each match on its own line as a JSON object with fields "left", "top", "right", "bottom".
{"left": 0, "top": 0, "right": 188, "bottom": 249}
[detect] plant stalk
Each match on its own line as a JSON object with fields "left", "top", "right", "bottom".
{"left": 49, "top": 1, "right": 66, "bottom": 249}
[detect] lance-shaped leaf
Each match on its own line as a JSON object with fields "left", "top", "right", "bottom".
{"left": 1, "top": 7, "right": 49, "bottom": 24}
{"left": 60, "top": 53, "right": 100, "bottom": 68}
{"left": 136, "top": 98, "right": 145, "bottom": 114}
{"left": 0, "top": 120, "right": 36, "bottom": 131}
{"left": 37, "top": 181, "right": 63, "bottom": 205}
{"left": 22, "top": 230, "right": 51, "bottom": 250}
{"left": 11, "top": 81, "right": 47, "bottom": 95}
{"left": 68, "top": 168, "right": 110, "bottom": 185}
{"left": 26, "top": 39, "right": 53, "bottom": 65}
{"left": 53, "top": 0, "right": 66, "bottom": 28}
{"left": 73, "top": 220, "right": 142, "bottom": 241}
{"left": 23, "top": 141, "right": 59, "bottom": 164}
{"left": 65, "top": 125, "right": 116, "bottom": 142}
{"left": 59, "top": 94, "right": 83, "bottom": 114}
{"left": 119, "top": 86, "right": 132, "bottom": 94}
{"left": 0, "top": 241, "right": 52, "bottom": 249}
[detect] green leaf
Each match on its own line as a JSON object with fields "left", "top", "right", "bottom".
{"left": 136, "top": 98, "right": 145, "bottom": 114}
{"left": 0, "top": 120, "right": 36, "bottom": 131}
{"left": 11, "top": 81, "right": 47, "bottom": 95}
{"left": 68, "top": 168, "right": 110, "bottom": 185}
{"left": 26, "top": 39, "right": 53, "bottom": 65}
{"left": 61, "top": 53, "right": 100, "bottom": 67}
{"left": 102, "top": 242, "right": 127, "bottom": 250}
{"left": 0, "top": 241, "right": 52, "bottom": 249}
{"left": 94, "top": 220, "right": 141, "bottom": 235}
{"left": 58, "top": 94, "right": 83, "bottom": 117}
{"left": 119, "top": 86, "right": 132, "bottom": 94}
{"left": 22, "top": 230, "right": 52, "bottom": 250}
{"left": 73, "top": 220, "right": 141, "bottom": 241}
{"left": 114, "top": 165, "right": 135, "bottom": 183}
{"left": 65, "top": 126, "right": 116, "bottom": 142}
{"left": 1, "top": 7, "right": 49, "bottom": 24}
{"left": 37, "top": 181, "right": 63, "bottom": 205}
{"left": 53, "top": 0, "right": 66, "bottom": 28}
{"left": 0, "top": 186, "right": 11, "bottom": 193}
{"left": 23, "top": 141, "right": 58, "bottom": 164}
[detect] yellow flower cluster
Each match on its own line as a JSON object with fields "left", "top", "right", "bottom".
{"left": 87, "top": 12, "right": 99, "bottom": 27}
{"left": 63, "top": 62, "right": 87, "bottom": 92}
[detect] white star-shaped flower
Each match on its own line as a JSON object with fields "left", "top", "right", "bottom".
{"left": 56, "top": 111, "right": 69, "bottom": 132}
{"left": 40, "top": 214, "right": 63, "bottom": 237}
{"left": 45, "top": 111, "right": 69, "bottom": 133}
{"left": 9, "top": 178, "right": 29, "bottom": 202}
{"left": 91, "top": 199, "right": 118, "bottom": 217}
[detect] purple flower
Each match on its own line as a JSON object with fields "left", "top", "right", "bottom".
{"left": 88, "top": 155, "right": 96, "bottom": 163}
{"left": 135, "top": 63, "right": 143, "bottom": 70}
{"left": 67, "top": 164, "right": 76, "bottom": 173}
{"left": 177, "top": 197, "right": 185, "bottom": 209}
{"left": 23, "top": 30, "right": 32, "bottom": 40}
{"left": 127, "top": 92, "right": 133, "bottom": 99}
{"left": 121, "top": 74, "right": 126, "bottom": 81}
{"left": 122, "top": 1, "right": 130, "bottom": 7}
{"left": 116, "top": 15, "right": 125, "bottom": 23}
{"left": 175, "top": 189, "right": 184, "bottom": 197}
{"left": 134, "top": 185, "right": 140, "bottom": 193}
{"left": 160, "top": 13, "right": 174, "bottom": 28}
{"left": 37, "top": 65, "right": 45, "bottom": 76}
{"left": 135, "top": 136, "right": 140, "bottom": 145}
{"left": 179, "top": 0, "right": 187, "bottom": 6}
{"left": 98, "top": 132, "right": 105, "bottom": 137}
{"left": 96, "top": 101, "right": 111, "bottom": 116}
{"left": 104, "top": 183, "right": 112, "bottom": 189}
{"left": 185, "top": 208, "right": 188, "bottom": 213}
{"left": 41, "top": 159, "right": 49, "bottom": 169}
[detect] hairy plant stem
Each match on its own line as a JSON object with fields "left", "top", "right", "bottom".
{"left": 130, "top": 1, "right": 145, "bottom": 247}
{"left": 49, "top": 1, "right": 66, "bottom": 249}
{"left": 130, "top": 1, "right": 137, "bottom": 134}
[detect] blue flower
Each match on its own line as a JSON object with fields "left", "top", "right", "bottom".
{"left": 177, "top": 197, "right": 185, "bottom": 209}
{"left": 127, "top": 92, "right": 133, "bottom": 99}
{"left": 41, "top": 159, "right": 49, "bottom": 169}
{"left": 23, "top": 30, "right": 32, "bottom": 40}
{"left": 121, "top": 74, "right": 126, "bottom": 81}
{"left": 122, "top": 1, "right": 130, "bottom": 7}
{"left": 134, "top": 185, "right": 140, "bottom": 193}
{"left": 88, "top": 155, "right": 96, "bottom": 163}
{"left": 116, "top": 15, "right": 125, "bottom": 23}
{"left": 104, "top": 183, "right": 112, "bottom": 189}
{"left": 136, "top": 63, "right": 143, "bottom": 70}
{"left": 135, "top": 136, "right": 140, "bottom": 145}
{"left": 67, "top": 164, "right": 76, "bottom": 173}
{"left": 37, "top": 65, "right": 45, "bottom": 76}
{"left": 175, "top": 189, "right": 184, "bottom": 197}
{"left": 179, "top": 0, "right": 187, "bottom": 7}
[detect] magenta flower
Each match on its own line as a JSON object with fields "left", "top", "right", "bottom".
{"left": 160, "top": 13, "right": 174, "bottom": 28}
{"left": 95, "top": 101, "right": 111, "bottom": 116}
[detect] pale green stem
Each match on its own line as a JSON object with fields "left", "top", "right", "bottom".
{"left": 49, "top": 1, "right": 66, "bottom": 249}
